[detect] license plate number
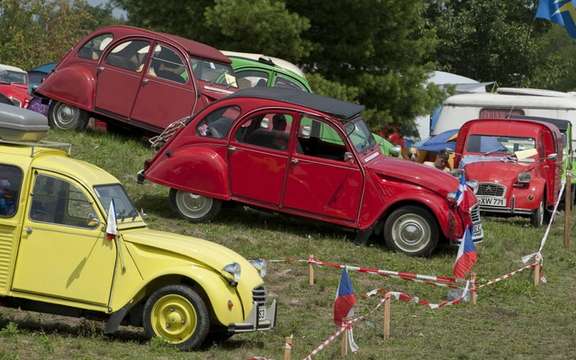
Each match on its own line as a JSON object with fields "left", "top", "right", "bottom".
{"left": 477, "top": 196, "right": 506, "bottom": 207}
{"left": 258, "top": 307, "right": 266, "bottom": 321}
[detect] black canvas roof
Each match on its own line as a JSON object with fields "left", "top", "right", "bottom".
{"left": 509, "top": 115, "right": 570, "bottom": 132}
{"left": 227, "top": 87, "right": 365, "bottom": 119}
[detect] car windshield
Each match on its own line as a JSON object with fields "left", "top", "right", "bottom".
{"left": 190, "top": 57, "right": 238, "bottom": 88}
{"left": 0, "top": 70, "right": 27, "bottom": 85}
{"left": 344, "top": 117, "right": 376, "bottom": 153}
{"left": 466, "top": 135, "right": 537, "bottom": 156}
{"left": 94, "top": 184, "right": 139, "bottom": 221}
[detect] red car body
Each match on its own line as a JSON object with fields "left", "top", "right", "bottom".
{"left": 37, "top": 25, "right": 237, "bottom": 132}
{"left": 141, "top": 88, "right": 483, "bottom": 256}
{"left": 455, "top": 119, "right": 563, "bottom": 227}
{"left": 0, "top": 83, "right": 30, "bottom": 109}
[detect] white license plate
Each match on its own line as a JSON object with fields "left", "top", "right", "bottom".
{"left": 477, "top": 196, "right": 506, "bottom": 207}
{"left": 258, "top": 307, "right": 266, "bottom": 321}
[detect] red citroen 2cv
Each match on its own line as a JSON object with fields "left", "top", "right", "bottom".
{"left": 455, "top": 118, "right": 563, "bottom": 227}
{"left": 139, "top": 88, "right": 483, "bottom": 256}
{"left": 36, "top": 26, "right": 238, "bottom": 132}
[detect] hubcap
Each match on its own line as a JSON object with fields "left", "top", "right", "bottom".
{"left": 175, "top": 191, "right": 213, "bottom": 219}
{"left": 391, "top": 213, "right": 431, "bottom": 253}
{"left": 54, "top": 103, "right": 80, "bottom": 129}
{"left": 151, "top": 294, "right": 197, "bottom": 344}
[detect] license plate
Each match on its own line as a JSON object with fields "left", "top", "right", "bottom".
{"left": 258, "top": 307, "right": 266, "bottom": 321}
{"left": 477, "top": 196, "right": 506, "bottom": 207}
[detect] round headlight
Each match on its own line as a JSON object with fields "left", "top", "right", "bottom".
{"left": 249, "top": 259, "right": 268, "bottom": 278}
{"left": 223, "top": 262, "right": 242, "bottom": 282}
{"left": 466, "top": 180, "right": 479, "bottom": 194}
{"left": 517, "top": 172, "right": 532, "bottom": 184}
{"left": 447, "top": 191, "right": 458, "bottom": 204}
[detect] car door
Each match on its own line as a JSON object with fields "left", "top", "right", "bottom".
{"left": 283, "top": 115, "right": 363, "bottom": 223}
{"left": 130, "top": 43, "right": 197, "bottom": 131}
{"left": 94, "top": 38, "right": 151, "bottom": 120}
{"left": 12, "top": 171, "right": 115, "bottom": 307}
{"left": 228, "top": 111, "right": 295, "bottom": 206}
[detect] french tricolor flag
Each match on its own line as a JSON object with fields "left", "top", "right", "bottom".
{"left": 333, "top": 268, "right": 356, "bottom": 327}
{"left": 453, "top": 226, "right": 477, "bottom": 278}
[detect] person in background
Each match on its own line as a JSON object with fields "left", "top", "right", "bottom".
{"left": 0, "top": 179, "right": 15, "bottom": 216}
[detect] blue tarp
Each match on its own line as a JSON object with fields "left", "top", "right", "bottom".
{"left": 415, "top": 129, "right": 458, "bottom": 152}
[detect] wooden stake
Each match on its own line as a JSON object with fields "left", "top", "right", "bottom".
{"left": 383, "top": 295, "right": 391, "bottom": 339}
{"left": 308, "top": 255, "right": 315, "bottom": 286}
{"left": 533, "top": 262, "right": 541, "bottom": 287}
{"left": 341, "top": 320, "right": 348, "bottom": 357}
{"left": 564, "top": 174, "right": 573, "bottom": 249}
{"left": 283, "top": 334, "right": 293, "bottom": 360}
{"left": 471, "top": 272, "right": 478, "bottom": 305}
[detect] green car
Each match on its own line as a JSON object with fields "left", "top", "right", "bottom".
{"left": 222, "top": 51, "right": 399, "bottom": 157}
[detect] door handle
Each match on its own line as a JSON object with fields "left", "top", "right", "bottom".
{"left": 142, "top": 78, "right": 150, "bottom": 85}
{"left": 228, "top": 145, "right": 237, "bottom": 152}
{"left": 96, "top": 66, "right": 105, "bottom": 74}
{"left": 24, "top": 227, "right": 32, "bottom": 235}
{"left": 290, "top": 158, "right": 299, "bottom": 164}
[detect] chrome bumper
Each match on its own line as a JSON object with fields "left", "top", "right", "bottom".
{"left": 229, "top": 300, "right": 277, "bottom": 333}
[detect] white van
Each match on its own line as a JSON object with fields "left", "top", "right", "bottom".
{"left": 433, "top": 88, "right": 576, "bottom": 148}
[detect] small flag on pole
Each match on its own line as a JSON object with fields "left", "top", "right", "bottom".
{"left": 453, "top": 226, "right": 477, "bottom": 278}
{"left": 106, "top": 201, "right": 118, "bottom": 241}
{"left": 455, "top": 171, "right": 467, "bottom": 206}
{"left": 334, "top": 268, "right": 356, "bottom": 326}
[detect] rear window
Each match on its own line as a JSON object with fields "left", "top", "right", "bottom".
{"left": 0, "top": 165, "right": 23, "bottom": 218}
{"left": 479, "top": 108, "right": 524, "bottom": 119}
{"left": 196, "top": 106, "right": 241, "bottom": 139}
{"left": 78, "top": 33, "right": 114, "bottom": 61}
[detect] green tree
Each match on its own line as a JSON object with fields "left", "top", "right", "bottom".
{"left": 0, "top": 0, "right": 117, "bottom": 69}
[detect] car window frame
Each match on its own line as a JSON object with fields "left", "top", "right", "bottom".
{"left": 0, "top": 164, "right": 24, "bottom": 219}
{"left": 195, "top": 105, "right": 242, "bottom": 140}
{"left": 28, "top": 171, "right": 102, "bottom": 230}
{"left": 102, "top": 37, "right": 153, "bottom": 74}
{"left": 146, "top": 42, "right": 191, "bottom": 86}
{"left": 273, "top": 73, "right": 308, "bottom": 92}
{"left": 77, "top": 33, "right": 114, "bottom": 62}
{"left": 235, "top": 68, "right": 271, "bottom": 88}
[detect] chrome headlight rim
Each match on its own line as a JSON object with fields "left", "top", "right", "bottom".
{"left": 466, "top": 180, "right": 479, "bottom": 194}
{"left": 223, "top": 262, "right": 242, "bottom": 284}
{"left": 517, "top": 172, "right": 532, "bottom": 184}
{"left": 249, "top": 259, "right": 268, "bottom": 278}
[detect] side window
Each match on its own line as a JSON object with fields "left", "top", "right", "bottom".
{"left": 78, "top": 33, "right": 113, "bottom": 61}
{"left": 148, "top": 44, "right": 188, "bottom": 84}
{"left": 236, "top": 113, "right": 293, "bottom": 151}
{"left": 197, "top": 106, "right": 241, "bottom": 139}
{"left": 236, "top": 70, "right": 269, "bottom": 88}
{"left": 297, "top": 116, "right": 347, "bottom": 161}
{"left": 0, "top": 165, "right": 23, "bottom": 218}
{"left": 274, "top": 75, "right": 306, "bottom": 91}
{"left": 30, "top": 175, "right": 98, "bottom": 229}
{"left": 105, "top": 40, "right": 150, "bottom": 72}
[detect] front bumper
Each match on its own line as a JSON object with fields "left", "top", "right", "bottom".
{"left": 228, "top": 300, "right": 277, "bottom": 333}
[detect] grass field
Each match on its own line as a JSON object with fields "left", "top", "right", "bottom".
{"left": 1, "top": 129, "right": 575, "bottom": 360}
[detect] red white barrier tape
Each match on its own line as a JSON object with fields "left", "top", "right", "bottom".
{"left": 307, "top": 255, "right": 464, "bottom": 289}
{"left": 476, "top": 262, "right": 537, "bottom": 290}
{"left": 366, "top": 281, "right": 471, "bottom": 310}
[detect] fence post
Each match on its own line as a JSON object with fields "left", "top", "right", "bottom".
{"left": 283, "top": 334, "right": 293, "bottom": 360}
{"left": 533, "top": 262, "right": 541, "bottom": 287}
{"left": 308, "top": 255, "right": 315, "bottom": 286}
{"left": 341, "top": 321, "right": 348, "bottom": 357}
{"left": 471, "top": 272, "right": 478, "bottom": 305}
{"left": 565, "top": 174, "right": 573, "bottom": 249}
{"left": 383, "top": 294, "right": 391, "bottom": 339}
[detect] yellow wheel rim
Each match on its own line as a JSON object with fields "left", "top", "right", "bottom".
{"left": 151, "top": 294, "right": 197, "bottom": 344}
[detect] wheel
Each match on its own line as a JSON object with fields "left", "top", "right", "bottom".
{"left": 383, "top": 205, "right": 439, "bottom": 257}
{"left": 530, "top": 201, "right": 545, "bottom": 228}
{"left": 143, "top": 285, "right": 211, "bottom": 351}
{"left": 48, "top": 101, "right": 89, "bottom": 130}
{"left": 169, "top": 188, "right": 222, "bottom": 222}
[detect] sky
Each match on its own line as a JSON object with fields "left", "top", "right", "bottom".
{"left": 86, "top": 0, "right": 127, "bottom": 19}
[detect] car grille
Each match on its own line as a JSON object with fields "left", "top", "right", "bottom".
{"left": 477, "top": 183, "right": 505, "bottom": 197}
{"left": 252, "top": 286, "right": 267, "bottom": 305}
{"left": 470, "top": 204, "right": 482, "bottom": 237}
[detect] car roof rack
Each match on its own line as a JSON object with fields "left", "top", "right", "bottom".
{"left": 0, "top": 139, "right": 72, "bottom": 157}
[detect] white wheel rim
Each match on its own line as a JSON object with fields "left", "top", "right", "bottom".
{"left": 391, "top": 213, "right": 431, "bottom": 253}
{"left": 54, "top": 103, "right": 80, "bottom": 129}
{"left": 175, "top": 191, "right": 213, "bottom": 219}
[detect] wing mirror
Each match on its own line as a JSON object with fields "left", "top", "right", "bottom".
{"left": 344, "top": 152, "right": 354, "bottom": 162}
{"left": 547, "top": 153, "right": 558, "bottom": 161}
{"left": 87, "top": 215, "right": 100, "bottom": 228}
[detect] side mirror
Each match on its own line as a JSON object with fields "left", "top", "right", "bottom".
{"left": 547, "top": 153, "right": 558, "bottom": 161}
{"left": 87, "top": 216, "right": 100, "bottom": 228}
{"left": 344, "top": 152, "right": 354, "bottom": 162}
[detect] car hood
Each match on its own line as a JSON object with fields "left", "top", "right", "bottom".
{"left": 122, "top": 228, "right": 257, "bottom": 278}
{"left": 463, "top": 160, "right": 535, "bottom": 184}
{"left": 366, "top": 156, "right": 459, "bottom": 195}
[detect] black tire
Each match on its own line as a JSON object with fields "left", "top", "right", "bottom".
{"left": 143, "top": 285, "right": 211, "bottom": 351}
{"left": 530, "top": 201, "right": 545, "bottom": 228}
{"left": 206, "top": 326, "right": 234, "bottom": 344}
{"left": 169, "top": 188, "right": 222, "bottom": 222}
{"left": 383, "top": 205, "right": 439, "bottom": 257}
{"left": 48, "top": 101, "right": 89, "bottom": 130}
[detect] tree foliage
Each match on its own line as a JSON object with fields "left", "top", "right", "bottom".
{"left": 0, "top": 0, "right": 117, "bottom": 69}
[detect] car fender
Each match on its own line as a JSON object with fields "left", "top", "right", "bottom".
{"left": 375, "top": 185, "right": 460, "bottom": 240}
{"left": 145, "top": 145, "right": 230, "bottom": 200}
{"left": 37, "top": 65, "right": 95, "bottom": 111}
{"left": 512, "top": 177, "right": 547, "bottom": 210}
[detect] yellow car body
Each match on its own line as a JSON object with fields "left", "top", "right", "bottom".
{"left": 0, "top": 142, "right": 275, "bottom": 349}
